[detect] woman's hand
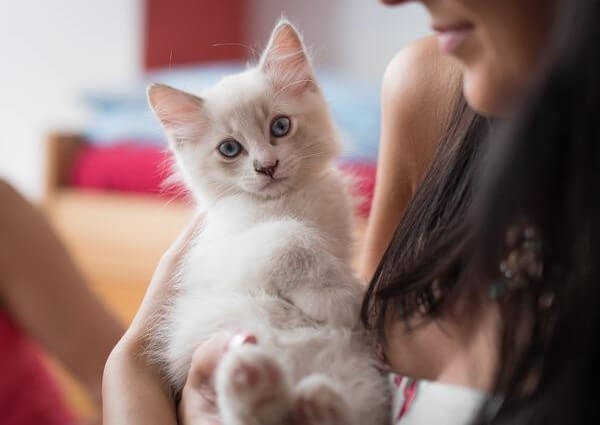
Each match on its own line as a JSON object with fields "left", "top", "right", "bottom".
{"left": 178, "top": 333, "right": 257, "bottom": 425}
{"left": 103, "top": 214, "right": 204, "bottom": 425}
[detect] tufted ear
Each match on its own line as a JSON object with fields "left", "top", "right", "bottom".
{"left": 259, "top": 20, "right": 316, "bottom": 96}
{"left": 147, "top": 83, "right": 207, "bottom": 144}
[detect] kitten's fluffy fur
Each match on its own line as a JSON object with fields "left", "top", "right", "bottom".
{"left": 148, "top": 20, "right": 389, "bottom": 425}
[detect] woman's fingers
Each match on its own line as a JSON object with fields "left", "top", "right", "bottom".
{"left": 178, "top": 333, "right": 257, "bottom": 425}
{"left": 187, "top": 334, "right": 231, "bottom": 391}
{"left": 186, "top": 333, "right": 258, "bottom": 391}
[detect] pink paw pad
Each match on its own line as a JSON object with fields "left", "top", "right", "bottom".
{"left": 230, "top": 358, "right": 280, "bottom": 396}
{"left": 223, "top": 349, "right": 285, "bottom": 409}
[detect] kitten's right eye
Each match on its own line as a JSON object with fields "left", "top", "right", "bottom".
{"left": 217, "top": 139, "right": 243, "bottom": 158}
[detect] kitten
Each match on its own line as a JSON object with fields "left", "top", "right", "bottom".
{"left": 148, "top": 20, "right": 390, "bottom": 425}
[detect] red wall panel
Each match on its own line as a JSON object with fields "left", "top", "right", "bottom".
{"left": 144, "top": 0, "right": 248, "bottom": 69}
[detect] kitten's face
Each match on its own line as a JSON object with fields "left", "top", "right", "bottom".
{"left": 148, "top": 21, "right": 340, "bottom": 202}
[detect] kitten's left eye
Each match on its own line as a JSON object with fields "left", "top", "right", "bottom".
{"left": 218, "top": 139, "right": 243, "bottom": 158}
{"left": 270, "top": 116, "right": 291, "bottom": 138}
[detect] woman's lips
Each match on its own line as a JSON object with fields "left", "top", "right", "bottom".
{"left": 433, "top": 23, "right": 474, "bottom": 54}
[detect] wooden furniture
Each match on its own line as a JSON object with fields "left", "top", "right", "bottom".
{"left": 44, "top": 133, "right": 193, "bottom": 323}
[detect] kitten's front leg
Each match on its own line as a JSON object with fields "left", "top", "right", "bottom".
{"left": 267, "top": 228, "right": 364, "bottom": 328}
{"left": 281, "top": 256, "right": 364, "bottom": 328}
{"left": 285, "top": 282, "right": 363, "bottom": 328}
{"left": 216, "top": 345, "right": 291, "bottom": 425}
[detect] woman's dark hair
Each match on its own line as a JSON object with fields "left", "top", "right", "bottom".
{"left": 360, "top": 89, "right": 491, "bottom": 331}
{"left": 362, "top": 0, "right": 600, "bottom": 423}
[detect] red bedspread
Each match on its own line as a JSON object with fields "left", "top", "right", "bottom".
{"left": 69, "top": 143, "right": 376, "bottom": 217}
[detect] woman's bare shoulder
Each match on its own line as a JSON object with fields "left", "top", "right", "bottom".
{"left": 382, "top": 36, "right": 462, "bottom": 131}
{"left": 359, "top": 38, "right": 463, "bottom": 280}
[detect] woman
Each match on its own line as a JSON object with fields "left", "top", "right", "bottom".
{"left": 104, "top": 0, "right": 600, "bottom": 423}
{"left": 365, "top": 0, "right": 599, "bottom": 424}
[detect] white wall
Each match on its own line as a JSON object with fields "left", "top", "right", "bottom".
{"left": 248, "top": 0, "right": 430, "bottom": 82}
{"left": 0, "top": 0, "right": 142, "bottom": 199}
{"left": 0, "top": 0, "right": 428, "bottom": 199}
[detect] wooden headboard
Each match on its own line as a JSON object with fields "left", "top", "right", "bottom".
{"left": 144, "top": 0, "right": 250, "bottom": 69}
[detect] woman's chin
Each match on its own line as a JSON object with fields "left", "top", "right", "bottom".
{"left": 463, "top": 75, "right": 496, "bottom": 116}
{"left": 462, "top": 68, "right": 517, "bottom": 117}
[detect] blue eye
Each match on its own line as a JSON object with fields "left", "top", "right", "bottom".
{"left": 270, "top": 116, "right": 291, "bottom": 138}
{"left": 218, "top": 139, "right": 242, "bottom": 158}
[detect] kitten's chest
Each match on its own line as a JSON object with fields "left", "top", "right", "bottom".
{"left": 198, "top": 172, "right": 354, "bottom": 259}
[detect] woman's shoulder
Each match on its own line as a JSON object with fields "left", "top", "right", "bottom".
{"left": 378, "top": 36, "right": 463, "bottom": 189}
{"left": 383, "top": 36, "right": 461, "bottom": 97}
{"left": 382, "top": 36, "right": 462, "bottom": 129}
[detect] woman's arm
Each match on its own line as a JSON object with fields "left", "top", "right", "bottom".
{"left": 359, "top": 37, "right": 462, "bottom": 280}
{"left": 0, "top": 180, "right": 123, "bottom": 403}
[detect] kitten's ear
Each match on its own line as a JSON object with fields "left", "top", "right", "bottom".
{"left": 147, "top": 83, "right": 206, "bottom": 143}
{"left": 259, "top": 20, "right": 315, "bottom": 96}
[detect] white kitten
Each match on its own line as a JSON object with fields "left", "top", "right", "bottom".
{"left": 148, "top": 20, "right": 390, "bottom": 425}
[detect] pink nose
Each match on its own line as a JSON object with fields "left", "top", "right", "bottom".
{"left": 253, "top": 159, "right": 279, "bottom": 177}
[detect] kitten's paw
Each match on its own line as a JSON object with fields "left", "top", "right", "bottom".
{"left": 292, "top": 375, "right": 354, "bottom": 425}
{"left": 216, "top": 345, "right": 290, "bottom": 425}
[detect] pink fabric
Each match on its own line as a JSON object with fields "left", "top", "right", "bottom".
{"left": 69, "top": 143, "right": 377, "bottom": 217}
{"left": 0, "top": 310, "right": 75, "bottom": 425}
{"left": 70, "top": 142, "right": 178, "bottom": 197}
{"left": 338, "top": 161, "right": 377, "bottom": 217}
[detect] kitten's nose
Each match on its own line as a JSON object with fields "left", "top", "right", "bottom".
{"left": 253, "top": 159, "right": 279, "bottom": 178}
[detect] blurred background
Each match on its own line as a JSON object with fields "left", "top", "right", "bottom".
{"left": 0, "top": 0, "right": 429, "bottom": 423}
{"left": 0, "top": 0, "right": 428, "bottom": 199}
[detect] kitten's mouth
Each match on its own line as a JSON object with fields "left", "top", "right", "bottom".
{"left": 260, "top": 177, "right": 288, "bottom": 191}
